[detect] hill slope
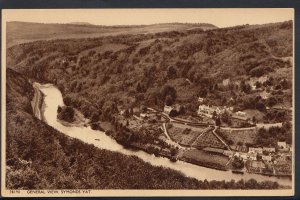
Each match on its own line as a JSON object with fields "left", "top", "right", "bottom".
{"left": 6, "top": 21, "right": 217, "bottom": 47}
{"left": 7, "top": 20, "right": 293, "bottom": 117}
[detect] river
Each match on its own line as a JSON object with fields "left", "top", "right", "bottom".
{"left": 36, "top": 83, "right": 292, "bottom": 186}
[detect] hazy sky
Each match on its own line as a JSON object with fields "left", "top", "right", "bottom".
{"left": 3, "top": 9, "right": 294, "bottom": 28}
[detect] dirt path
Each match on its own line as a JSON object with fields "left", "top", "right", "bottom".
{"left": 212, "top": 126, "right": 231, "bottom": 151}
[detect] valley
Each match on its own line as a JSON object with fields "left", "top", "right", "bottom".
{"left": 5, "top": 19, "right": 293, "bottom": 190}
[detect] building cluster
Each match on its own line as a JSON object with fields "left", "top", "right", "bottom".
{"left": 197, "top": 104, "right": 252, "bottom": 127}
{"left": 204, "top": 141, "right": 292, "bottom": 176}
{"left": 197, "top": 104, "right": 233, "bottom": 118}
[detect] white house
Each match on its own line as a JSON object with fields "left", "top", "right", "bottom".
{"left": 198, "top": 105, "right": 230, "bottom": 118}
{"left": 263, "top": 147, "right": 276, "bottom": 153}
{"left": 249, "top": 147, "right": 263, "bottom": 154}
{"left": 198, "top": 97, "right": 204, "bottom": 103}
{"left": 164, "top": 105, "right": 173, "bottom": 114}
{"left": 222, "top": 78, "right": 230, "bottom": 86}
{"left": 277, "top": 141, "right": 287, "bottom": 149}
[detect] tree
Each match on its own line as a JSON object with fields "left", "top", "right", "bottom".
{"left": 215, "top": 117, "right": 221, "bottom": 126}
{"left": 280, "top": 78, "right": 290, "bottom": 89}
{"left": 255, "top": 100, "right": 266, "bottom": 112}
{"left": 160, "top": 85, "right": 177, "bottom": 102}
{"left": 167, "top": 66, "right": 177, "bottom": 79}
{"left": 57, "top": 106, "right": 62, "bottom": 113}
{"left": 212, "top": 111, "right": 217, "bottom": 120}
{"left": 57, "top": 106, "right": 75, "bottom": 122}
{"left": 240, "top": 80, "right": 251, "bottom": 94}
{"left": 252, "top": 116, "right": 257, "bottom": 124}
{"left": 169, "top": 109, "right": 178, "bottom": 117}
{"left": 91, "top": 112, "right": 100, "bottom": 123}
{"left": 63, "top": 96, "right": 72, "bottom": 106}
{"left": 198, "top": 88, "right": 208, "bottom": 98}
{"left": 129, "top": 107, "right": 134, "bottom": 116}
{"left": 228, "top": 140, "right": 234, "bottom": 146}
{"left": 221, "top": 111, "right": 231, "bottom": 125}
{"left": 136, "top": 82, "right": 142, "bottom": 93}
{"left": 267, "top": 97, "right": 277, "bottom": 107}
{"left": 232, "top": 156, "right": 244, "bottom": 169}
{"left": 124, "top": 109, "right": 130, "bottom": 118}
{"left": 255, "top": 81, "right": 262, "bottom": 89}
{"left": 165, "top": 95, "right": 174, "bottom": 106}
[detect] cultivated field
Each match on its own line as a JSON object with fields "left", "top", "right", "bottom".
{"left": 217, "top": 127, "right": 258, "bottom": 146}
{"left": 166, "top": 122, "right": 207, "bottom": 146}
{"left": 192, "top": 129, "right": 227, "bottom": 149}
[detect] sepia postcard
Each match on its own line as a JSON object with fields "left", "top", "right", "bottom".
{"left": 1, "top": 9, "right": 295, "bottom": 197}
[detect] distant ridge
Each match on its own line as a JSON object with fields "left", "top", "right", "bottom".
{"left": 6, "top": 21, "right": 217, "bottom": 47}
{"left": 68, "top": 22, "right": 94, "bottom": 25}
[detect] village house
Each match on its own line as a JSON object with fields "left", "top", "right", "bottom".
{"left": 198, "top": 97, "right": 204, "bottom": 103}
{"left": 198, "top": 105, "right": 233, "bottom": 118}
{"left": 263, "top": 147, "right": 276, "bottom": 153}
{"left": 249, "top": 147, "right": 263, "bottom": 154}
{"left": 277, "top": 141, "right": 287, "bottom": 149}
{"left": 230, "top": 145, "right": 248, "bottom": 152}
{"left": 163, "top": 105, "right": 173, "bottom": 114}
{"left": 198, "top": 105, "right": 215, "bottom": 118}
{"left": 222, "top": 78, "right": 230, "bottom": 86}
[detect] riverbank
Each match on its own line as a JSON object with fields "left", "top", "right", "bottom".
{"left": 31, "top": 83, "right": 46, "bottom": 121}
{"left": 33, "top": 83, "right": 292, "bottom": 187}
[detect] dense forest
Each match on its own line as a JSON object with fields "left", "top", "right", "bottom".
{"left": 6, "top": 68, "right": 285, "bottom": 189}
